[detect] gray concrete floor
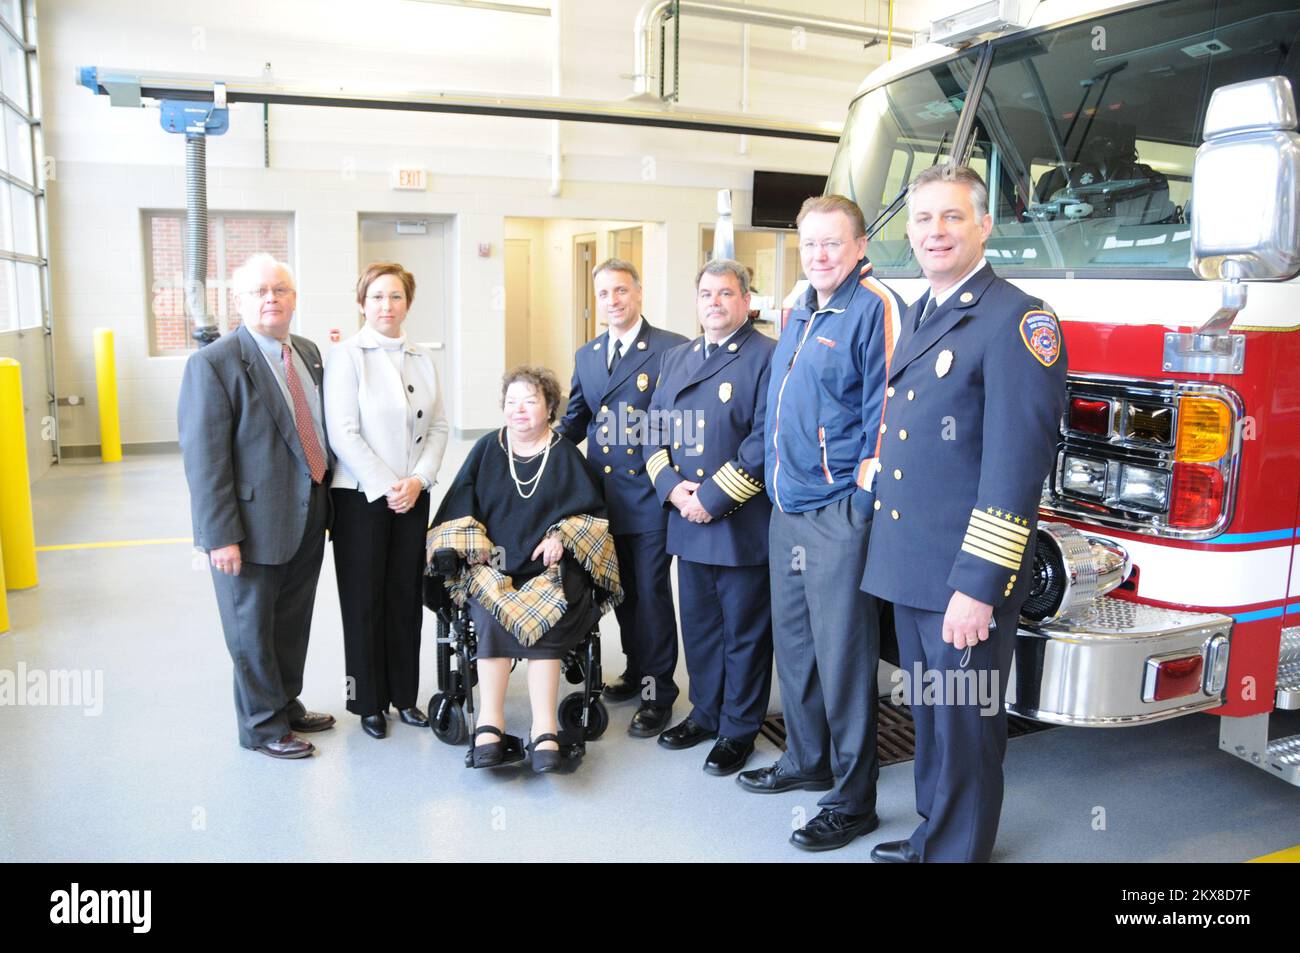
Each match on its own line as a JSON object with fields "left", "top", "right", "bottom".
{"left": 1, "top": 446, "right": 1298, "bottom": 862}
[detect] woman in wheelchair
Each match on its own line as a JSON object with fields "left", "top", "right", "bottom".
{"left": 429, "top": 365, "right": 616, "bottom": 772}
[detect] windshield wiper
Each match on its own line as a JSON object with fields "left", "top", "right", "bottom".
{"left": 866, "top": 129, "right": 949, "bottom": 241}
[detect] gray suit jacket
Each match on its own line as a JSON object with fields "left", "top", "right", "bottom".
{"left": 178, "top": 325, "right": 333, "bottom": 565}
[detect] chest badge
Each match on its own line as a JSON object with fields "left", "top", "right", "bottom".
{"left": 959, "top": 291, "right": 974, "bottom": 304}
{"left": 935, "top": 349, "right": 954, "bottom": 378}
{"left": 636, "top": 372, "right": 649, "bottom": 392}
{"left": 718, "top": 382, "right": 733, "bottom": 403}
{"left": 636, "top": 341, "right": 647, "bottom": 350}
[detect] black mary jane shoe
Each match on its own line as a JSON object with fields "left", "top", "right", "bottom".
{"left": 472, "top": 725, "right": 505, "bottom": 767}
{"left": 526, "top": 732, "right": 562, "bottom": 773}
{"left": 398, "top": 706, "right": 429, "bottom": 728}
{"left": 361, "top": 714, "right": 387, "bottom": 739}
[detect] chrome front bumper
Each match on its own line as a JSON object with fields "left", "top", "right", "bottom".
{"left": 1008, "top": 597, "right": 1233, "bottom": 727}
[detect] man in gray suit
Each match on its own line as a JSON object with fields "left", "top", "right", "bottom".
{"left": 178, "top": 253, "right": 336, "bottom": 759}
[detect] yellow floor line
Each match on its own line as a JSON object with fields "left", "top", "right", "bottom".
{"left": 36, "top": 537, "right": 193, "bottom": 552}
{"left": 1248, "top": 844, "right": 1300, "bottom": 863}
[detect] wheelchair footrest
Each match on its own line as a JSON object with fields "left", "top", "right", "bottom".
{"left": 464, "top": 734, "right": 527, "bottom": 769}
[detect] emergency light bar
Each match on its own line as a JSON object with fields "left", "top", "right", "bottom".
{"left": 928, "top": 0, "right": 1026, "bottom": 46}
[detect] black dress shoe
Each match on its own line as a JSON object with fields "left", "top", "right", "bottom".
{"left": 657, "top": 717, "right": 716, "bottom": 750}
{"left": 735, "top": 762, "right": 834, "bottom": 794}
{"left": 870, "top": 839, "right": 921, "bottom": 864}
{"left": 289, "top": 711, "right": 335, "bottom": 733}
{"left": 628, "top": 703, "right": 672, "bottom": 738}
{"left": 790, "top": 808, "right": 880, "bottom": 852}
{"left": 704, "top": 737, "right": 754, "bottom": 776}
{"left": 398, "top": 706, "right": 429, "bottom": 727}
{"left": 603, "top": 675, "right": 642, "bottom": 704}
{"left": 360, "top": 714, "right": 387, "bottom": 739}
{"left": 253, "top": 733, "right": 315, "bottom": 759}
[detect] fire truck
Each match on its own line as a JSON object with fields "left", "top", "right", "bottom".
{"left": 825, "top": 0, "right": 1300, "bottom": 784}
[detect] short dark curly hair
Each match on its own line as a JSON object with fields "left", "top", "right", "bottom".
{"left": 501, "top": 364, "right": 563, "bottom": 424}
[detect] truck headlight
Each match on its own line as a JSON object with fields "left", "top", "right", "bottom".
{"left": 1021, "top": 522, "right": 1131, "bottom": 625}
{"left": 1117, "top": 463, "right": 1170, "bottom": 512}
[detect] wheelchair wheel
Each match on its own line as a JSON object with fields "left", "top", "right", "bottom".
{"left": 559, "top": 693, "right": 608, "bottom": 741}
{"left": 428, "top": 692, "right": 469, "bottom": 746}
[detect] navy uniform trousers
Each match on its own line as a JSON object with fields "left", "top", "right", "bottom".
{"left": 770, "top": 496, "right": 879, "bottom": 816}
{"left": 611, "top": 530, "right": 678, "bottom": 707}
{"left": 894, "top": 600, "right": 1019, "bottom": 862}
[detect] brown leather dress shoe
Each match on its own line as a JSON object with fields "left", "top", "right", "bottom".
{"left": 254, "top": 733, "right": 315, "bottom": 759}
{"left": 289, "top": 711, "right": 336, "bottom": 733}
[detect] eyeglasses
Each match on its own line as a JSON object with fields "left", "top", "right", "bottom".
{"left": 244, "top": 285, "right": 295, "bottom": 299}
{"left": 799, "top": 239, "right": 847, "bottom": 254}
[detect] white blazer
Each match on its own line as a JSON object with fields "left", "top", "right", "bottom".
{"left": 324, "top": 327, "right": 449, "bottom": 502}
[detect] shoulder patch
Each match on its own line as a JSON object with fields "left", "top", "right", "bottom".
{"left": 1019, "top": 310, "right": 1060, "bottom": 367}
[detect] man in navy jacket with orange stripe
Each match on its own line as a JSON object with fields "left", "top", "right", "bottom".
{"left": 737, "top": 195, "right": 904, "bottom": 853}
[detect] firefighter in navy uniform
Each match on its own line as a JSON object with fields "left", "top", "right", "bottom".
{"left": 557, "top": 258, "right": 690, "bottom": 737}
{"left": 862, "top": 165, "right": 1068, "bottom": 863}
{"left": 644, "top": 259, "right": 777, "bottom": 774}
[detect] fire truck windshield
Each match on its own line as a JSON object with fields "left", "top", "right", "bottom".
{"left": 829, "top": 0, "right": 1300, "bottom": 279}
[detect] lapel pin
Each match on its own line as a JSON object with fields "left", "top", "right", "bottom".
{"left": 637, "top": 341, "right": 647, "bottom": 350}
{"left": 960, "top": 292, "right": 974, "bottom": 304}
{"left": 594, "top": 341, "right": 602, "bottom": 351}
{"left": 727, "top": 342, "right": 738, "bottom": 351}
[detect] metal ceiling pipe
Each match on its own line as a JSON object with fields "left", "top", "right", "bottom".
{"left": 632, "top": 0, "right": 903, "bottom": 98}
{"left": 406, "top": 0, "right": 550, "bottom": 16}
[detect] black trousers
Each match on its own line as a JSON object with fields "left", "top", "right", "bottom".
{"left": 210, "top": 480, "right": 329, "bottom": 748}
{"left": 612, "top": 530, "right": 679, "bottom": 708}
{"left": 331, "top": 487, "right": 430, "bottom": 717}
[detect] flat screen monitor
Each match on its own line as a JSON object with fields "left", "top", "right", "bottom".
{"left": 751, "top": 170, "right": 828, "bottom": 229}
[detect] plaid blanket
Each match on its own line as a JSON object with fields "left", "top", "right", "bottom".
{"left": 425, "top": 514, "right": 623, "bottom": 647}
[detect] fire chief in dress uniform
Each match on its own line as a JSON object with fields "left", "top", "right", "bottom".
{"left": 644, "top": 259, "right": 777, "bottom": 775}
{"left": 557, "top": 258, "right": 689, "bottom": 737}
{"left": 862, "top": 165, "right": 1067, "bottom": 863}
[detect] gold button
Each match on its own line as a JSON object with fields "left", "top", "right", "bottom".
{"left": 696, "top": 445, "right": 703, "bottom": 453}
{"left": 627, "top": 448, "right": 634, "bottom": 455}
{"left": 875, "top": 459, "right": 884, "bottom": 472}
{"left": 601, "top": 426, "right": 608, "bottom": 434}
{"left": 893, "top": 469, "right": 902, "bottom": 480}
{"left": 628, "top": 469, "right": 637, "bottom": 475}
{"left": 873, "top": 500, "right": 881, "bottom": 511}
{"left": 907, "top": 390, "right": 915, "bottom": 401}
{"left": 1010, "top": 575, "right": 1018, "bottom": 582}
{"left": 602, "top": 446, "right": 610, "bottom": 454}
{"left": 699, "top": 420, "right": 706, "bottom": 428}
{"left": 696, "top": 469, "right": 705, "bottom": 477}
{"left": 891, "top": 509, "right": 899, "bottom": 520}
{"left": 898, "top": 429, "right": 908, "bottom": 440}
{"left": 673, "top": 465, "right": 680, "bottom": 471}
{"left": 603, "top": 465, "right": 612, "bottom": 474}
{"left": 880, "top": 423, "right": 887, "bottom": 434}
{"left": 887, "top": 386, "right": 895, "bottom": 398}
{"left": 600, "top": 405, "right": 609, "bottom": 413}
{"left": 673, "top": 442, "right": 680, "bottom": 449}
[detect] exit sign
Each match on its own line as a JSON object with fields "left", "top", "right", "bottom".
{"left": 392, "top": 168, "right": 427, "bottom": 191}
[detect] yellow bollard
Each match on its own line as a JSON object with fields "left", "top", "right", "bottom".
{"left": 0, "top": 532, "right": 8, "bottom": 632}
{"left": 0, "top": 358, "right": 37, "bottom": 589}
{"left": 94, "top": 327, "right": 122, "bottom": 463}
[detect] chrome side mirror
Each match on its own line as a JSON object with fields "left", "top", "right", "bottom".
{"left": 1191, "top": 75, "right": 1300, "bottom": 282}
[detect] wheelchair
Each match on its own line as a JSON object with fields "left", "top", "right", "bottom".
{"left": 423, "top": 547, "right": 610, "bottom": 769}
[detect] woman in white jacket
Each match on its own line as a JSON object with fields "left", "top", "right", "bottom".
{"left": 324, "top": 262, "right": 448, "bottom": 739}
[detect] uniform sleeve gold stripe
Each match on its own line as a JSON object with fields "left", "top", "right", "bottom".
{"left": 646, "top": 449, "right": 670, "bottom": 482}
{"left": 963, "top": 528, "right": 1025, "bottom": 561}
{"left": 961, "top": 542, "right": 1022, "bottom": 570}
{"left": 970, "top": 509, "right": 1031, "bottom": 539}
{"left": 714, "top": 465, "right": 760, "bottom": 502}
{"left": 724, "top": 462, "right": 763, "bottom": 492}
{"left": 963, "top": 535, "right": 1026, "bottom": 567}
{"left": 966, "top": 521, "right": 1029, "bottom": 551}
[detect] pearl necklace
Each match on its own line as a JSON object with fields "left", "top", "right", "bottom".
{"left": 506, "top": 430, "right": 552, "bottom": 499}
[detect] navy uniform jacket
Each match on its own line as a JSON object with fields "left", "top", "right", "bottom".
{"left": 643, "top": 320, "right": 776, "bottom": 567}
{"left": 861, "top": 264, "right": 1067, "bottom": 611}
{"left": 557, "top": 319, "right": 690, "bottom": 535}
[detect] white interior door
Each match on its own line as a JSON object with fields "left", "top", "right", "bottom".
{"left": 358, "top": 215, "right": 449, "bottom": 398}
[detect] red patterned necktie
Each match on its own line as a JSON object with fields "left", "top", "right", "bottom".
{"left": 281, "top": 343, "right": 326, "bottom": 483}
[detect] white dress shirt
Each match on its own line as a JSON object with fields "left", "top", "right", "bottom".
{"left": 324, "top": 324, "right": 449, "bottom": 501}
